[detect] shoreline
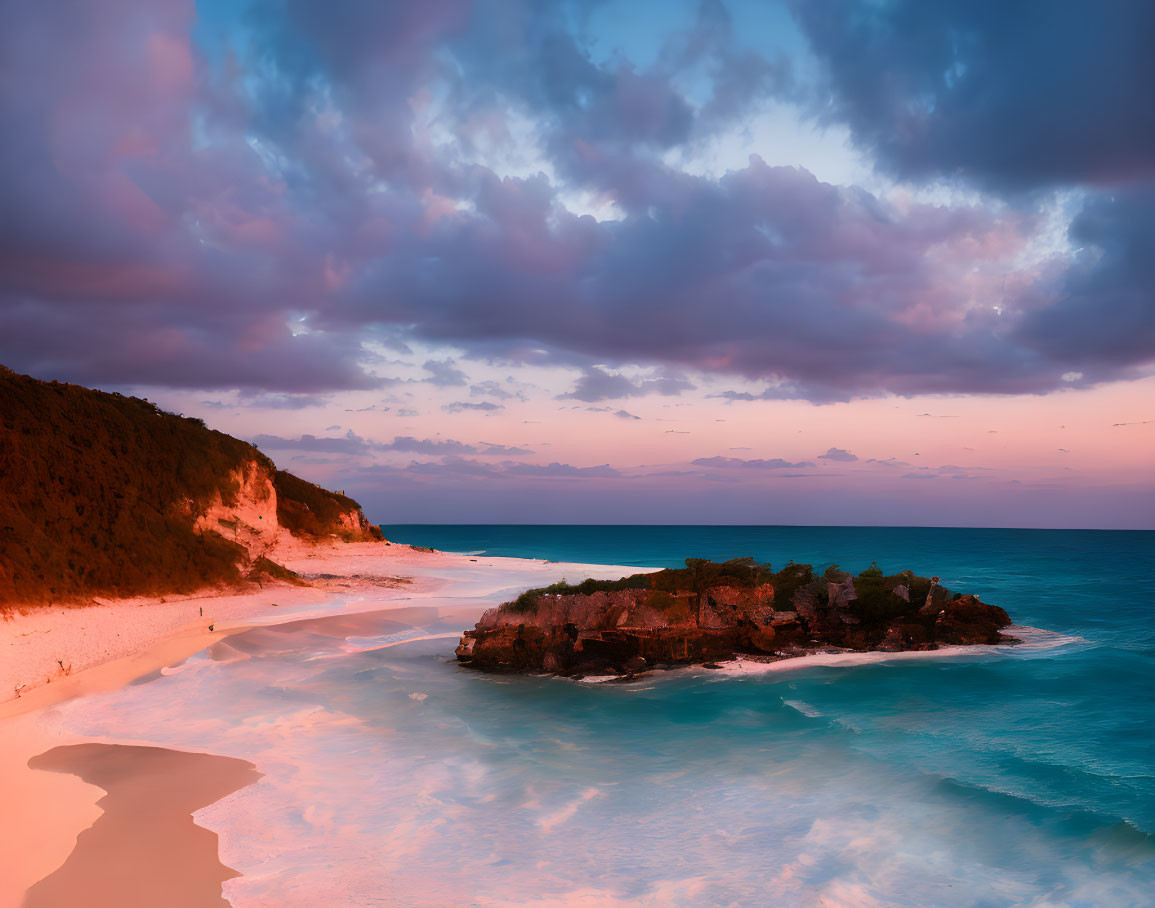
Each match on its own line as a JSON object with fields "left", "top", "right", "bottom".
{"left": 0, "top": 542, "right": 652, "bottom": 908}
{"left": 0, "top": 543, "right": 1076, "bottom": 907}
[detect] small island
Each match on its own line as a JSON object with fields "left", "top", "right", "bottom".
{"left": 456, "top": 558, "right": 1015, "bottom": 676}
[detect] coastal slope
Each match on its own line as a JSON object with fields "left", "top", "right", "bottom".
{"left": 0, "top": 366, "right": 382, "bottom": 608}
{"left": 456, "top": 557, "right": 1014, "bottom": 675}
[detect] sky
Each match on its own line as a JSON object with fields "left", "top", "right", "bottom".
{"left": 1, "top": 0, "right": 1152, "bottom": 528}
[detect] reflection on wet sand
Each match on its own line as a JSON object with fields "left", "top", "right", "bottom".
{"left": 25, "top": 744, "right": 260, "bottom": 908}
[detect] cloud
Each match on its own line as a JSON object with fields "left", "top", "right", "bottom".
{"left": 252, "top": 430, "right": 372, "bottom": 454}
{"left": 692, "top": 456, "right": 815, "bottom": 469}
{"left": 788, "top": 0, "right": 1155, "bottom": 190}
{"left": 354, "top": 154, "right": 1077, "bottom": 399}
{"left": 865, "top": 457, "right": 914, "bottom": 470}
{"left": 383, "top": 436, "right": 530, "bottom": 456}
{"left": 0, "top": 0, "right": 1149, "bottom": 403}
{"left": 422, "top": 360, "right": 468, "bottom": 387}
{"left": 615, "top": 409, "right": 641, "bottom": 420}
{"left": 784, "top": 1, "right": 1155, "bottom": 376}
{"left": 818, "top": 447, "right": 858, "bottom": 463}
{"left": 205, "top": 396, "right": 332, "bottom": 411}
{"left": 442, "top": 401, "right": 504, "bottom": 413}
{"left": 250, "top": 431, "right": 530, "bottom": 456}
{"left": 504, "top": 462, "right": 621, "bottom": 479}
{"left": 470, "top": 380, "right": 520, "bottom": 400}
{"left": 1015, "top": 186, "right": 1155, "bottom": 369}
{"left": 558, "top": 368, "right": 639, "bottom": 402}
{"left": 477, "top": 441, "right": 534, "bottom": 456}
{"left": 399, "top": 457, "right": 620, "bottom": 480}
{"left": 557, "top": 367, "right": 695, "bottom": 402}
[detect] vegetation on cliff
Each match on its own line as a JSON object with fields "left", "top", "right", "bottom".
{"left": 505, "top": 557, "right": 773, "bottom": 613}
{"left": 0, "top": 367, "right": 380, "bottom": 607}
{"left": 458, "top": 557, "right": 1014, "bottom": 675}
{"left": 272, "top": 469, "right": 368, "bottom": 541}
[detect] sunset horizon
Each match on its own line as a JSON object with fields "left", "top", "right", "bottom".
{"left": 3, "top": 0, "right": 1151, "bottom": 529}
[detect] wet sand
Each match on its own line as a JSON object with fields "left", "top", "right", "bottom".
{"left": 23, "top": 744, "right": 260, "bottom": 908}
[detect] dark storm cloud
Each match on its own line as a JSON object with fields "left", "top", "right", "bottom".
{"left": 788, "top": 0, "right": 1155, "bottom": 372}
{"left": 0, "top": 0, "right": 1150, "bottom": 398}
{"left": 1015, "top": 187, "right": 1155, "bottom": 369}
{"left": 788, "top": 0, "right": 1155, "bottom": 190}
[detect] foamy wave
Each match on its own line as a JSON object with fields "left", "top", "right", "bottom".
{"left": 339, "top": 630, "right": 462, "bottom": 654}
{"left": 714, "top": 625, "right": 1085, "bottom": 677}
{"left": 999, "top": 624, "right": 1089, "bottom": 652}
{"left": 299, "top": 630, "right": 461, "bottom": 662}
{"left": 783, "top": 699, "right": 823, "bottom": 718}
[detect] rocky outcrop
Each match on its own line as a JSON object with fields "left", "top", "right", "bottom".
{"left": 456, "top": 558, "right": 1015, "bottom": 676}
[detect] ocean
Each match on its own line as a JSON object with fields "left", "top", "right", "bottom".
{"left": 54, "top": 527, "right": 1155, "bottom": 905}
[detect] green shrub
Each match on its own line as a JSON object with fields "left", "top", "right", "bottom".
{"left": 770, "top": 562, "right": 814, "bottom": 605}
{"left": 273, "top": 469, "right": 363, "bottom": 538}
{"left": 650, "top": 556, "right": 773, "bottom": 594}
{"left": 500, "top": 573, "right": 650, "bottom": 614}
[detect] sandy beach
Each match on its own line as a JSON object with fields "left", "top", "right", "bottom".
{"left": 0, "top": 541, "right": 647, "bottom": 908}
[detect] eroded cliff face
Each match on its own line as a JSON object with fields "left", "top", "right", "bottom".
{"left": 190, "top": 461, "right": 281, "bottom": 557}
{"left": 187, "top": 460, "right": 379, "bottom": 559}
{"left": 456, "top": 559, "right": 1014, "bottom": 676}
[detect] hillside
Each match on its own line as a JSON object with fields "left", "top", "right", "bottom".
{"left": 0, "top": 367, "right": 382, "bottom": 607}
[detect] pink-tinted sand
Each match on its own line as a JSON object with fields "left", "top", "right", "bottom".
{"left": 0, "top": 540, "right": 649, "bottom": 907}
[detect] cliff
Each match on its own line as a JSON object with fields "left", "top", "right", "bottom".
{"left": 456, "top": 557, "right": 1014, "bottom": 675}
{"left": 0, "top": 367, "right": 383, "bottom": 607}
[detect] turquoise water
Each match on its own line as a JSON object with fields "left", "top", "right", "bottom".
{"left": 65, "top": 527, "right": 1155, "bottom": 905}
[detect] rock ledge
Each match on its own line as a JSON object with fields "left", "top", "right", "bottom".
{"left": 456, "top": 558, "right": 1014, "bottom": 676}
